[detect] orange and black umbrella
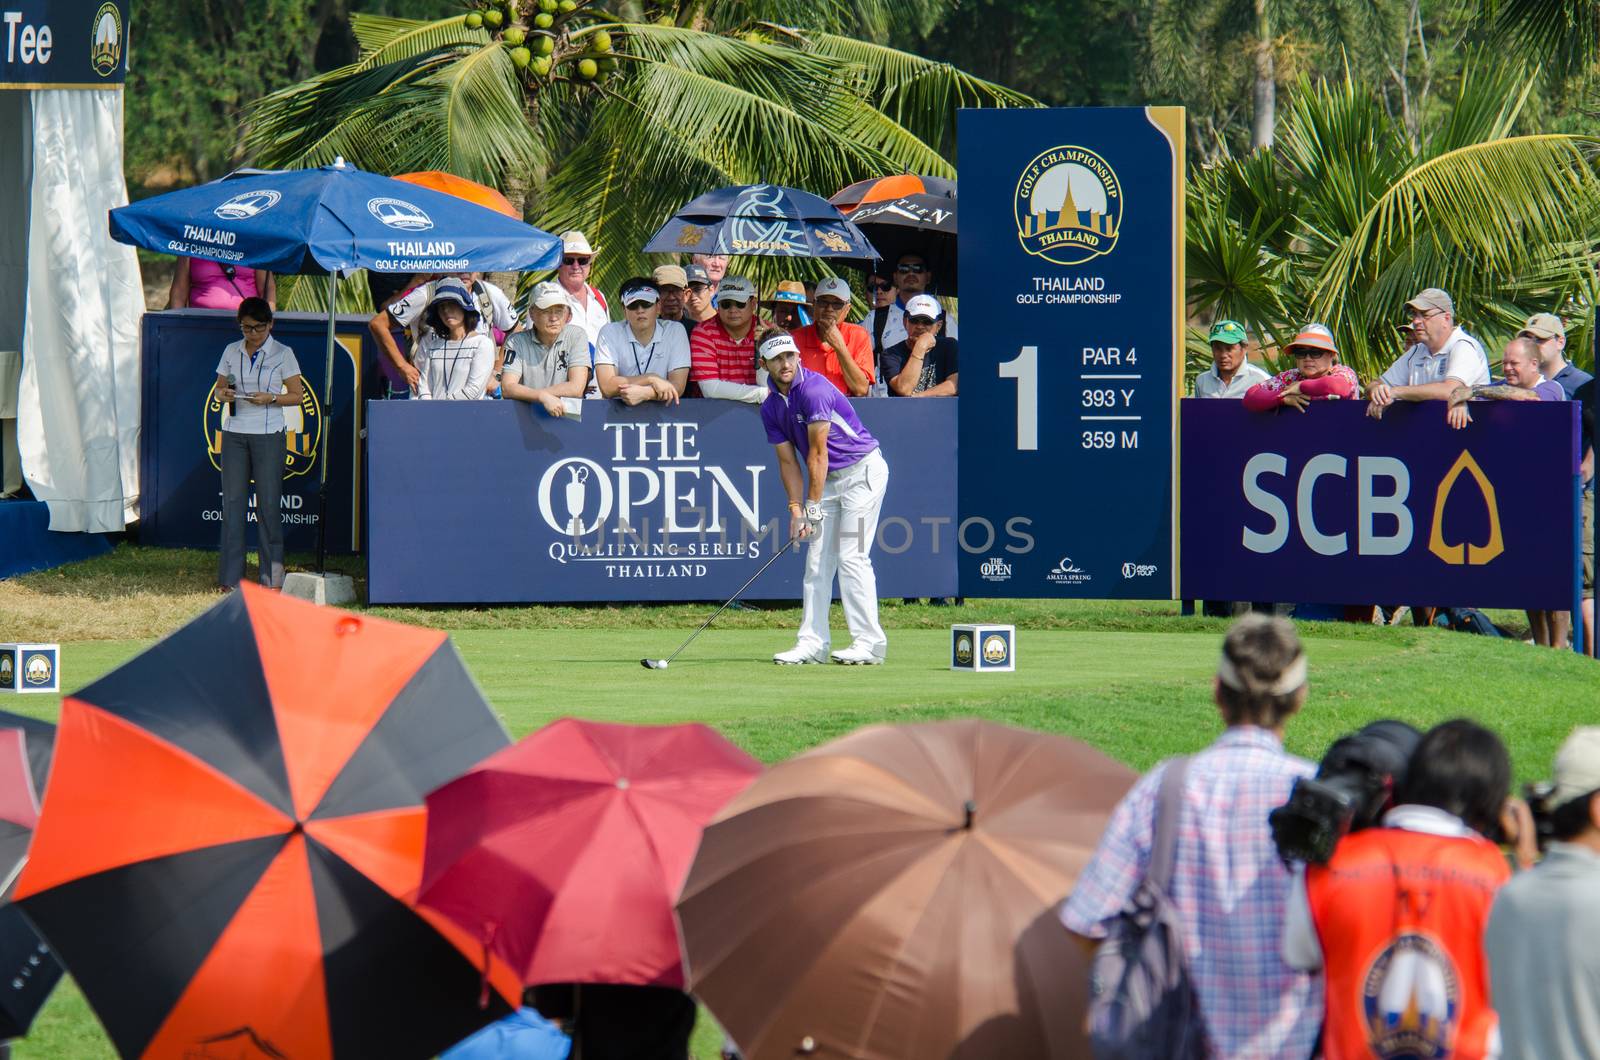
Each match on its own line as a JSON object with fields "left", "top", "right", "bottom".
{"left": 394, "top": 171, "right": 520, "bottom": 219}
{"left": 830, "top": 175, "right": 958, "bottom": 291}
{"left": 14, "top": 583, "right": 517, "bottom": 1060}
{"left": 0, "top": 713, "right": 61, "bottom": 1040}
{"left": 830, "top": 175, "right": 956, "bottom": 214}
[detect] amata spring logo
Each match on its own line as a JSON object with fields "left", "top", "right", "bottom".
{"left": 1014, "top": 146, "right": 1123, "bottom": 266}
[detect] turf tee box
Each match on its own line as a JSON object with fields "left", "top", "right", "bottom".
{"left": 0, "top": 645, "right": 59, "bottom": 694}
{"left": 951, "top": 625, "right": 1015, "bottom": 672}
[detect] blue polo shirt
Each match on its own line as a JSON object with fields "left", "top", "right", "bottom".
{"left": 1550, "top": 363, "right": 1594, "bottom": 400}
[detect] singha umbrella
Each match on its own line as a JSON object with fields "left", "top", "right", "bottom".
{"left": 644, "top": 184, "right": 877, "bottom": 260}
{"left": 677, "top": 718, "right": 1137, "bottom": 1060}
{"left": 108, "top": 159, "right": 561, "bottom": 571}
{"left": 14, "top": 583, "right": 517, "bottom": 1060}
{"left": 420, "top": 718, "right": 761, "bottom": 988}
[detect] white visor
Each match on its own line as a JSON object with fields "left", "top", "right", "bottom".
{"left": 758, "top": 333, "right": 801, "bottom": 361}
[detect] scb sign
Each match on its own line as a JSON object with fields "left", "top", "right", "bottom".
{"left": 1181, "top": 401, "right": 1580, "bottom": 609}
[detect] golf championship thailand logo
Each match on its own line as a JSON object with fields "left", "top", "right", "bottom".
{"left": 23, "top": 653, "right": 51, "bottom": 688}
{"left": 367, "top": 197, "right": 435, "bottom": 232}
{"left": 214, "top": 190, "right": 282, "bottom": 221}
{"left": 1361, "top": 933, "right": 1460, "bottom": 1058}
{"left": 203, "top": 381, "right": 322, "bottom": 481}
{"left": 1014, "top": 146, "right": 1122, "bottom": 265}
{"left": 89, "top": 2, "right": 122, "bottom": 76}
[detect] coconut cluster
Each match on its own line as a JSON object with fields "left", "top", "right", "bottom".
{"left": 466, "top": 0, "right": 620, "bottom": 83}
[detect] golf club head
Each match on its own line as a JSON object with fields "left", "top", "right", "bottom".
{"left": 641, "top": 658, "right": 667, "bottom": 669}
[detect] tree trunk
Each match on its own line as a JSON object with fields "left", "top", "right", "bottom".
{"left": 1251, "top": 0, "right": 1275, "bottom": 150}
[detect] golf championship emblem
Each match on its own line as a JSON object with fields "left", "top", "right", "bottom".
{"left": 982, "top": 634, "right": 1010, "bottom": 665}
{"left": 951, "top": 625, "right": 1015, "bottom": 672}
{"left": 954, "top": 634, "right": 974, "bottom": 667}
{"left": 1014, "top": 146, "right": 1122, "bottom": 265}
{"left": 0, "top": 651, "right": 12, "bottom": 691}
{"left": 2, "top": 644, "right": 59, "bottom": 694}
{"left": 23, "top": 654, "right": 51, "bottom": 688}
{"left": 90, "top": 2, "right": 123, "bottom": 77}
{"left": 204, "top": 381, "right": 322, "bottom": 480}
{"left": 1360, "top": 932, "right": 1460, "bottom": 1058}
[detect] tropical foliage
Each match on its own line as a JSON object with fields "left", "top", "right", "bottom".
{"left": 242, "top": 0, "right": 1034, "bottom": 300}
{"left": 1187, "top": 55, "right": 1600, "bottom": 382}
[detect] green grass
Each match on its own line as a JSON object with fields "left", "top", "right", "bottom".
{"left": 2, "top": 545, "right": 1597, "bottom": 1057}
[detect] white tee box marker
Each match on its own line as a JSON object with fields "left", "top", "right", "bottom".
{"left": 0, "top": 644, "right": 59, "bottom": 693}
{"left": 950, "top": 625, "right": 1016, "bottom": 673}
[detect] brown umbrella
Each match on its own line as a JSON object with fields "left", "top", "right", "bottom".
{"left": 676, "top": 719, "right": 1137, "bottom": 1060}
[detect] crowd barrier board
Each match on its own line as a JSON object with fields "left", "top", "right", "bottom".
{"left": 1180, "top": 399, "right": 1582, "bottom": 610}
{"left": 367, "top": 399, "right": 960, "bottom": 605}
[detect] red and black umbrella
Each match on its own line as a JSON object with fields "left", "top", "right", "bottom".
{"left": 830, "top": 175, "right": 957, "bottom": 214}
{"left": 830, "top": 175, "right": 958, "bottom": 292}
{"left": 14, "top": 583, "right": 516, "bottom": 1060}
{"left": 0, "top": 714, "right": 62, "bottom": 1041}
{"left": 419, "top": 718, "right": 762, "bottom": 989}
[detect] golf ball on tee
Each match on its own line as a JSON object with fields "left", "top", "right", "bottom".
{"left": 657, "top": 659, "right": 668, "bottom": 669}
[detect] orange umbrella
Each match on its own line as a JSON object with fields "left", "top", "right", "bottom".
{"left": 394, "top": 171, "right": 519, "bottom": 219}
{"left": 677, "top": 719, "right": 1136, "bottom": 1060}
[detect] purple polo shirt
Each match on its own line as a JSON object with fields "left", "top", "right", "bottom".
{"left": 761, "top": 366, "right": 879, "bottom": 470}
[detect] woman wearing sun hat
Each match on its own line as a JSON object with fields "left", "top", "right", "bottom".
{"left": 1195, "top": 319, "right": 1271, "bottom": 398}
{"left": 414, "top": 279, "right": 497, "bottom": 401}
{"left": 1243, "top": 323, "right": 1360, "bottom": 412}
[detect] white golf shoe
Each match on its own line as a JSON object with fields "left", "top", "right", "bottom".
{"left": 774, "top": 644, "right": 828, "bottom": 665}
{"left": 830, "top": 643, "right": 885, "bottom": 666}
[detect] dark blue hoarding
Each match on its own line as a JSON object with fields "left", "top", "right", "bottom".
{"left": 0, "top": 0, "right": 127, "bottom": 88}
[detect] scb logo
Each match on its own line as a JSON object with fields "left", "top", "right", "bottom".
{"left": 203, "top": 384, "right": 322, "bottom": 479}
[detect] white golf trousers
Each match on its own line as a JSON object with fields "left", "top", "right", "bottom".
{"left": 797, "top": 447, "right": 889, "bottom": 656}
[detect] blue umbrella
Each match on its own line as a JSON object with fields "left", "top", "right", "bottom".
{"left": 109, "top": 159, "right": 562, "bottom": 571}
{"left": 643, "top": 184, "right": 878, "bottom": 259}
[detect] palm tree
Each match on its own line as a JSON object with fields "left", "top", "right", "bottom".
{"left": 1187, "top": 55, "right": 1600, "bottom": 383}
{"left": 244, "top": 0, "right": 1033, "bottom": 301}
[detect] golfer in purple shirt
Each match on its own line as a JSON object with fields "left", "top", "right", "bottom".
{"left": 758, "top": 330, "right": 890, "bottom": 664}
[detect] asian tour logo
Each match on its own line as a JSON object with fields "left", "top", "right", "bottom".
{"left": 214, "top": 190, "right": 281, "bottom": 221}
{"left": 367, "top": 197, "right": 435, "bottom": 232}
{"left": 90, "top": 2, "right": 122, "bottom": 77}
{"left": 1014, "top": 146, "right": 1122, "bottom": 266}
{"left": 1360, "top": 932, "right": 1460, "bottom": 1058}
{"left": 203, "top": 381, "right": 322, "bottom": 480}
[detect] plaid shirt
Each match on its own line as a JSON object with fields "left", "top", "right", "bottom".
{"left": 1061, "top": 727, "right": 1319, "bottom": 1059}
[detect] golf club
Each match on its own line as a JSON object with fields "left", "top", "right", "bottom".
{"left": 641, "top": 537, "right": 801, "bottom": 669}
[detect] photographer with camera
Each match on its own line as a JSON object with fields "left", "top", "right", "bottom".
{"left": 1485, "top": 726, "right": 1600, "bottom": 1060}
{"left": 1061, "top": 615, "right": 1320, "bottom": 1060}
{"left": 1283, "top": 719, "right": 1513, "bottom": 1060}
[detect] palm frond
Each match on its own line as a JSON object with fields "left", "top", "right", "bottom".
{"left": 348, "top": 14, "right": 488, "bottom": 71}
{"left": 1479, "top": 0, "right": 1600, "bottom": 79}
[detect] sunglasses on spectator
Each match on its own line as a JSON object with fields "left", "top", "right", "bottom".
{"left": 815, "top": 298, "right": 848, "bottom": 310}
{"left": 240, "top": 322, "right": 271, "bottom": 334}
{"left": 868, "top": 281, "right": 894, "bottom": 292}
{"left": 687, "top": 282, "right": 710, "bottom": 293}
{"left": 895, "top": 263, "right": 928, "bottom": 273}
{"left": 907, "top": 315, "right": 937, "bottom": 326}
{"left": 719, "top": 299, "right": 751, "bottom": 310}
{"left": 561, "top": 256, "right": 592, "bottom": 267}
{"left": 624, "top": 300, "right": 655, "bottom": 312}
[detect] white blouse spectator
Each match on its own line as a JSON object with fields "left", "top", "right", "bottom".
{"left": 414, "top": 280, "right": 496, "bottom": 401}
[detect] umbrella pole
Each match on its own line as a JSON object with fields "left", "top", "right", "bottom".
{"left": 314, "top": 272, "right": 339, "bottom": 574}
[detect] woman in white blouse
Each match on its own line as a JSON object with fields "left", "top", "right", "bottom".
{"left": 415, "top": 279, "right": 496, "bottom": 400}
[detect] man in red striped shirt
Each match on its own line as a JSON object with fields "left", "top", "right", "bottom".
{"left": 689, "top": 276, "right": 768, "bottom": 403}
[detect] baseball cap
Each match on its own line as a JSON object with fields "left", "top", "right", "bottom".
{"left": 813, "top": 276, "right": 852, "bottom": 303}
{"left": 560, "top": 230, "right": 596, "bottom": 257}
{"left": 1405, "top": 288, "right": 1453, "bottom": 315}
{"left": 427, "top": 279, "right": 473, "bottom": 310}
{"left": 530, "top": 281, "right": 568, "bottom": 310}
{"left": 1520, "top": 312, "right": 1566, "bottom": 340}
{"left": 683, "top": 264, "right": 710, "bottom": 287}
{"left": 714, "top": 276, "right": 756, "bottom": 306}
{"left": 1286, "top": 322, "right": 1338, "bottom": 356}
{"left": 904, "top": 293, "right": 942, "bottom": 321}
{"left": 758, "top": 331, "right": 801, "bottom": 361}
{"left": 1208, "top": 319, "right": 1247, "bottom": 344}
{"left": 619, "top": 280, "right": 660, "bottom": 306}
{"left": 762, "top": 280, "right": 811, "bottom": 307}
{"left": 652, "top": 264, "right": 688, "bottom": 289}
{"left": 1551, "top": 727, "right": 1600, "bottom": 807}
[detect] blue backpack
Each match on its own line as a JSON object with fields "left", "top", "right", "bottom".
{"left": 1086, "top": 756, "right": 1209, "bottom": 1060}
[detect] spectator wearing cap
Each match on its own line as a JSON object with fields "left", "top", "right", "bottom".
{"left": 1486, "top": 726, "right": 1600, "bottom": 1060}
{"left": 1195, "top": 320, "right": 1271, "bottom": 398}
{"left": 553, "top": 230, "right": 611, "bottom": 346}
{"left": 1366, "top": 287, "right": 1489, "bottom": 419}
{"left": 881, "top": 294, "right": 958, "bottom": 397}
{"left": 860, "top": 252, "right": 961, "bottom": 355}
{"left": 594, "top": 278, "right": 691, "bottom": 406}
{"left": 415, "top": 280, "right": 497, "bottom": 401}
{"left": 1520, "top": 311, "right": 1593, "bottom": 398}
{"left": 653, "top": 265, "right": 690, "bottom": 328}
{"left": 368, "top": 271, "right": 516, "bottom": 397}
{"left": 761, "top": 281, "right": 812, "bottom": 333}
{"left": 792, "top": 277, "right": 875, "bottom": 397}
{"left": 1243, "top": 324, "right": 1359, "bottom": 412}
{"left": 692, "top": 253, "right": 729, "bottom": 287}
{"left": 681, "top": 264, "right": 717, "bottom": 330}
{"left": 690, "top": 276, "right": 767, "bottom": 404}
{"left": 500, "top": 281, "right": 592, "bottom": 418}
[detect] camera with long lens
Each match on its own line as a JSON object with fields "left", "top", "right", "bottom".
{"left": 1269, "top": 720, "right": 1421, "bottom": 864}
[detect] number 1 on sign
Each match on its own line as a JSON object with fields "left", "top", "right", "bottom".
{"left": 998, "top": 345, "right": 1038, "bottom": 451}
